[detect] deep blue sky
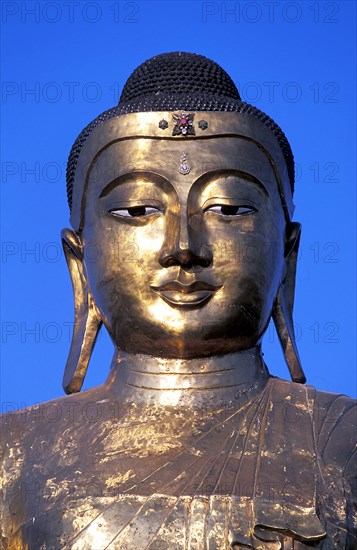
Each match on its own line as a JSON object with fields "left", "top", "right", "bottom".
{"left": 1, "top": 0, "right": 356, "bottom": 410}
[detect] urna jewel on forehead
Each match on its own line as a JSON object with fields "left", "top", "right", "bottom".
{"left": 66, "top": 52, "right": 295, "bottom": 229}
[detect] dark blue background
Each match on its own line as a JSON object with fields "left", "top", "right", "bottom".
{"left": 1, "top": 0, "right": 356, "bottom": 410}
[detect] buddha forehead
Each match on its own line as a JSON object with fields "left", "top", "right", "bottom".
{"left": 87, "top": 137, "right": 276, "bottom": 193}
{"left": 71, "top": 112, "right": 294, "bottom": 230}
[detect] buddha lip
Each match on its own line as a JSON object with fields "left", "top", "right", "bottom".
{"left": 151, "top": 281, "right": 222, "bottom": 294}
{"left": 151, "top": 281, "right": 222, "bottom": 308}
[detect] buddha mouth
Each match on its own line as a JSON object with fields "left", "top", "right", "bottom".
{"left": 151, "top": 281, "right": 222, "bottom": 308}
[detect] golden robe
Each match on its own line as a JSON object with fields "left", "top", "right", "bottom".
{"left": 1, "top": 378, "right": 356, "bottom": 549}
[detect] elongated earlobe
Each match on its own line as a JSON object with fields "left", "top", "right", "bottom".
{"left": 272, "top": 222, "right": 306, "bottom": 383}
{"left": 61, "top": 228, "right": 102, "bottom": 394}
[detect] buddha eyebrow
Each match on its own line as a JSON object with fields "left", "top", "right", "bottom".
{"left": 98, "top": 171, "right": 170, "bottom": 198}
{"left": 197, "top": 169, "right": 269, "bottom": 196}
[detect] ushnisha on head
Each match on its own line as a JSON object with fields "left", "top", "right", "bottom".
{"left": 62, "top": 52, "right": 305, "bottom": 394}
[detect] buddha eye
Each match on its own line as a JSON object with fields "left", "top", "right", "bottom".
{"left": 205, "top": 205, "right": 257, "bottom": 216}
{"left": 108, "top": 206, "right": 162, "bottom": 218}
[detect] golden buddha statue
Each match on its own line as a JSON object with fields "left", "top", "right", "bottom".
{"left": 1, "top": 53, "right": 356, "bottom": 549}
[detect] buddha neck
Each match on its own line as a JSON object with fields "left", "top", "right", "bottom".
{"left": 105, "top": 346, "right": 270, "bottom": 408}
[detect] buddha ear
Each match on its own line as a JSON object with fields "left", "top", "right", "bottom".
{"left": 61, "top": 228, "right": 102, "bottom": 394}
{"left": 272, "top": 222, "right": 306, "bottom": 383}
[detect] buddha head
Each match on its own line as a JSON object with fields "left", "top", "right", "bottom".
{"left": 62, "top": 52, "right": 305, "bottom": 394}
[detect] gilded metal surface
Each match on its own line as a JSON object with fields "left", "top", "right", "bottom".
{"left": 69, "top": 112, "right": 295, "bottom": 230}
{"left": 1, "top": 111, "right": 356, "bottom": 548}
{"left": 1, "top": 373, "right": 356, "bottom": 548}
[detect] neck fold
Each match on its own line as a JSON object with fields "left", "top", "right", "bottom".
{"left": 105, "top": 347, "right": 269, "bottom": 408}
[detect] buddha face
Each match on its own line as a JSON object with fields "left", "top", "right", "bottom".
{"left": 79, "top": 136, "right": 288, "bottom": 358}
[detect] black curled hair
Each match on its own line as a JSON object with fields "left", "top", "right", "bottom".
{"left": 66, "top": 52, "right": 294, "bottom": 211}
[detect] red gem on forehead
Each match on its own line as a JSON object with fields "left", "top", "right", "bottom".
{"left": 180, "top": 117, "right": 187, "bottom": 125}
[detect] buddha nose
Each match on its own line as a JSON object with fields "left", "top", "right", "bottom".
{"left": 158, "top": 209, "right": 212, "bottom": 269}
{"left": 159, "top": 247, "right": 212, "bottom": 269}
